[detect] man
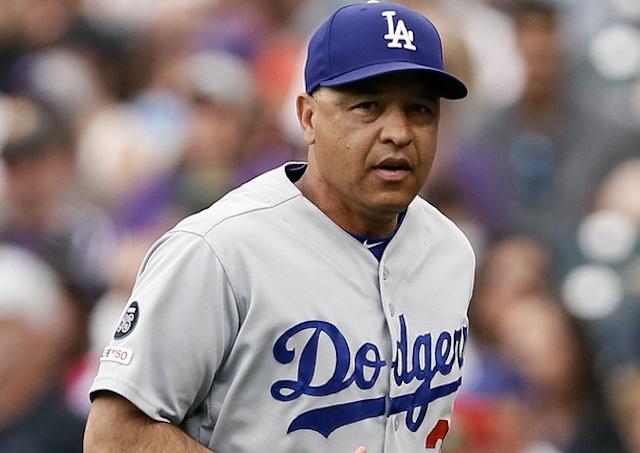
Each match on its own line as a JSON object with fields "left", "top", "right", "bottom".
{"left": 83, "top": 2, "right": 475, "bottom": 452}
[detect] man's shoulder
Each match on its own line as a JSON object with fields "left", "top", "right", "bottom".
{"left": 409, "top": 197, "right": 475, "bottom": 251}
{"left": 410, "top": 196, "right": 460, "bottom": 229}
{"left": 171, "top": 163, "right": 302, "bottom": 237}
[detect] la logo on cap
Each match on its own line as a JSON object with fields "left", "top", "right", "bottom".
{"left": 382, "top": 10, "right": 416, "bottom": 51}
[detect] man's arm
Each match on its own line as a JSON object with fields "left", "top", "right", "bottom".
{"left": 84, "top": 391, "right": 214, "bottom": 453}
{"left": 85, "top": 392, "right": 369, "bottom": 453}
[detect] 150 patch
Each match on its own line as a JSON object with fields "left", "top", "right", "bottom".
{"left": 100, "top": 346, "right": 133, "bottom": 365}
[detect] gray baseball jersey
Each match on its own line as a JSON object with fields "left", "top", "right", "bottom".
{"left": 90, "top": 162, "right": 476, "bottom": 452}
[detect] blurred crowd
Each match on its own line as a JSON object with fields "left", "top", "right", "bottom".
{"left": 0, "top": 0, "right": 639, "bottom": 452}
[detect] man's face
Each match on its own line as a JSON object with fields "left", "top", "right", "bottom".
{"left": 297, "top": 72, "right": 441, "bottom": 234}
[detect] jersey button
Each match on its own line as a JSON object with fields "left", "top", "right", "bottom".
{"left": 394, "top": 416, "right": 400, "bottom": 431}
{"left": 389, "top": 304, "right": 395, "bottom": 317}
{"left": 383, "top": 267, "right": 390, "bottom": 280}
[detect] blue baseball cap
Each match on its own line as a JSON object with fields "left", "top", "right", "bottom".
{"left": 304, "top": 1, "right": 468, "bottom": 99}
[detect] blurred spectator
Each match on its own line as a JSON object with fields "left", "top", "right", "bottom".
{"left": 445, "top": 353, "right": 529, "bottom": 453}
{"left": 0, "top": 94, "right": 117, "bottom": 361}
{"left": 0, "top": 244, "right": 85, "bottom": 453}
{"left": 75, "top": 98, "right": 188, "bottom": 214}
{"left": 448, "top": 235, "right": 555, "bottom": 452}
{"left": 453, "top": 0, "right": 525, "bottom": 112}
{"left": 116, "top": 49, "right": 260, "bottom": 233}
{"left": 497, "top": 294, "right": 626, "bottom": 453}
{"left": 443, "top": 0, "right": 637, "bottom": 273}
{"left": 560, "top": 157, "right": 640, "bottom": 373}
{"left": 0, "top": 0, "right": 81, "bottom": 91}
{"left": 197, "top": 0, "right": 311, "bottom": 180}
{"left": 468, "top": 234, "right": 554, "bottom": 348}
{"left": 8, "top": 46, "right": 110, "bottom": 132}
{"left": 463, "top": 233, "right": 629, "bottom": 452}
{"left": 592, "top": 157, "right": 640, "bottom": 226}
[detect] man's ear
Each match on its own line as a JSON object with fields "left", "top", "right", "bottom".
{"left": 296, "top": 93, "right": 317, "bottom": 145}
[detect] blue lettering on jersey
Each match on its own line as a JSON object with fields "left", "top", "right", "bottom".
{"left": 270, "top": 315, "right": 467, "bottom": 437}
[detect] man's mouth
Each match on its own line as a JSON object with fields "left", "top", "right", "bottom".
{"left": 373, "top": 158, "right": 411, "bottom": 180}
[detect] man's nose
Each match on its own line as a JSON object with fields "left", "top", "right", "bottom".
{"left": 379, "top": 106, "right": 412, "bottom": 147}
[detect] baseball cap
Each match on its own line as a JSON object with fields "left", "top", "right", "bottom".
{"left": 304, "top": 0, "right": 468, "bottom": 99}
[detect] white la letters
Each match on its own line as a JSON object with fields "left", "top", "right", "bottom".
{"left": 381, "top": 10, "right": 416, "bottom": 51}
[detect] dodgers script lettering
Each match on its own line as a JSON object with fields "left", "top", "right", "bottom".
{"left": 271, "top": 315, "right": 467, "bottom": 437}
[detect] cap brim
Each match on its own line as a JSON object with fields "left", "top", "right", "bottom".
{"left": 317, "top": 62, "right": 468, "bottom": 100}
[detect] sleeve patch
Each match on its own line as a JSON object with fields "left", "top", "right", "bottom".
{"left": 100, "top": 346, "right": 133, "bottom": 365}
{"left": 114, "top": 301, "right": 139, "bottom": 339}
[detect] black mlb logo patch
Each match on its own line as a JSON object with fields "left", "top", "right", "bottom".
{"left": 114, "top": 301, "right": 140, "bottom": 339}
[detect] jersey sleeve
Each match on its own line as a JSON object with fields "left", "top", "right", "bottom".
{"left": 89, "top": 230, "right": 239, "bottom": 425}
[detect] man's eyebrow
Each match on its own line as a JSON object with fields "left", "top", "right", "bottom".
{"left": 333, "top": 80, "right": 383, "bottom": 96}
{"left": 415, "top": 91, "right": 440, "bottom": 102}
{"left": 340, "top": 88, "right": 379, "bottom": 97}
{"left": 330, "top": 81, "right": 441, "bottom": 101}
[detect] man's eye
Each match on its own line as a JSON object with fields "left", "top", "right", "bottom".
{"left": 355, "top": 101, "right": 377, "bottom": 110}
{"left": 411, "top": 103, "right": 433, "bottom": 114}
